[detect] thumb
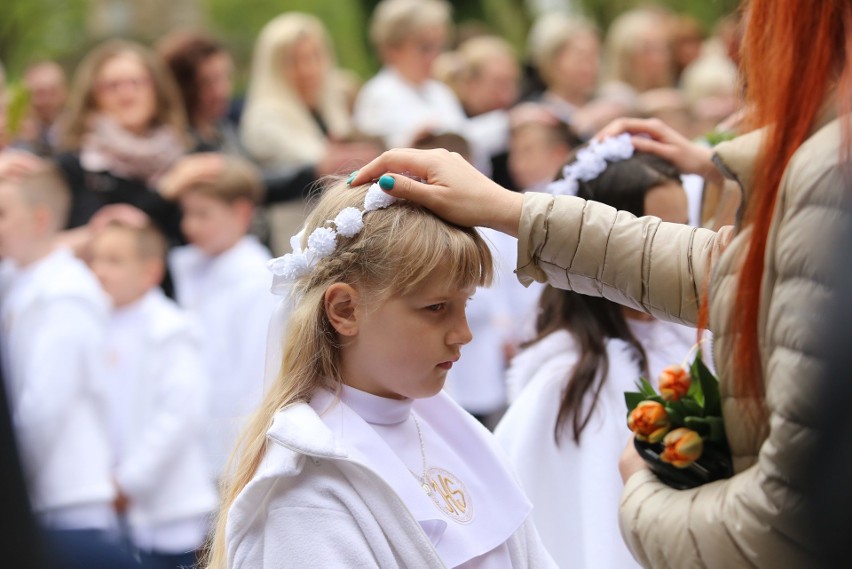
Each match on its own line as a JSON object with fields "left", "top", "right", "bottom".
{"left": 374, "top": 173, "right": 443, "bottom": 211}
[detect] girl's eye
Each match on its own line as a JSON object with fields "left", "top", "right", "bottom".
{"left": 426, "top": 303, "right": 446, "bottom": 312}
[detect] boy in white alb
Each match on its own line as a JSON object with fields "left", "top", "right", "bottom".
{"left": 165, "top": 154, "right": 278, "bottom": 477}
{"left": 89, "top": 220, "right": 217, "bottom": 568}
{"left": 0, "top": 163, "right": 115, "bottom": 533}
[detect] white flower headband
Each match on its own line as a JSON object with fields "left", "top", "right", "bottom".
{"left": 267, "top": 183, "right": 398, "bottom": 285}
{"left": 544, "top": 133, "right": 635, "bottom": 197}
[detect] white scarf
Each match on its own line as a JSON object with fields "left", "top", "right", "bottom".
{"left": 80, "top": 114, "right": 184, "bottom": 186}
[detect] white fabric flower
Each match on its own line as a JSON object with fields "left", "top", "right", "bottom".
{"left": 545, "top": 177, "right": 579, "bottom": 197}
{"left": 307, "top": 227, "right": 338, "bottom": 258}
{"left": 267, "top": 183, "right": 404, "bottom": 288}
{"left": 544, "top": 135, "right": 636, "bottom": 199}
{"left": 600, "top": 133, "right": 634, "bottom": 161}
{"left": 334, "top": 207, "right": 365, "bottom": 237}
{"left": 289, "top": 230, "right": 305, "bottom": 254}
{"left": 268, "top": 253, "right": 311, "bottom": 281}
{"left": 364, "top": 183, "right": 398, "bottom": 211}
{"left": 572, "top": 147, "right": 607, "bottom": 181}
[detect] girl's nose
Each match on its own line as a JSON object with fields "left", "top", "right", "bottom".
{"left": 447, "top": 313, "right": 473, "bottom": 346}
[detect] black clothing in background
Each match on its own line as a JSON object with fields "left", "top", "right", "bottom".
{"left": 54, "top": 152, "right": 183, "bottom": 247}
{"left": 801, "top": 216, "right": 852, "bottom": 568}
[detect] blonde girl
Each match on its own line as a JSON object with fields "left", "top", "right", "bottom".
{"left": 206, "top": 180, "right": 556, "bottom": 568}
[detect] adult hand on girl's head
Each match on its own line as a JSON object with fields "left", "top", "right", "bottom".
{"left": 157, "top": 152, "right": 225, "bottom": 200}
{"left": 350, "top": 148, "right": 524, "bottom": 237}
{"left": 89, "top": 204, "right": 151, "bottom": 232}
{"left": 596, "top": 117, "right": 719, "bottom": 181}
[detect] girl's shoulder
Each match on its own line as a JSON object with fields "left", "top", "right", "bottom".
{"left": 230, "top": 403, "right": 349, "bottom": 513}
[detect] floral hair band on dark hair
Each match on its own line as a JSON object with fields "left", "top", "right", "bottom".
{"left": 544, "top": 133, "right": 635, "bottom": 197}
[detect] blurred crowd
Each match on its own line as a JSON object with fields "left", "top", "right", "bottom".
{"left": 0, "top": 1, "right": 744, "bottom": 567}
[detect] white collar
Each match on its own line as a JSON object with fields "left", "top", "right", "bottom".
{"left": 339, "top": 384, "right": 412, "bottom": 425}
{"left": 301, "top": 388, "right": 531, "bottom": 567}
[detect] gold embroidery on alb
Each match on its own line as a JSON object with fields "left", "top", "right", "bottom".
{"left": 425, "top": 467, "right": 474, "bottom": 524}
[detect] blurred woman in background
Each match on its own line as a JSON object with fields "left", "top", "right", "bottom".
{"left": 240, "top": 12, "right": 378, "bottom": 253}
{"left": 56, "top": 40, "right": 187, "bottom": 243}
{"left": 527, "top": 14, "right": 601, "bottom": 127}
{"left": 158, "top": 31, "right": 239, "bottom": 154}
{"left": 599, "top": 9, "right": 674, "bottom": 108}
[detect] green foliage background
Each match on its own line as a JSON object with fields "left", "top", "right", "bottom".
{"left": 0, "top": 0, "right": 741, "bottom": 100}
{"left": 0, "top": 0, "right": 88, "bottom": 76}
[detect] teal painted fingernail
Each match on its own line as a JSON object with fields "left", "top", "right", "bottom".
{"left": 378, "top": 175, "right": 395, "bottom": 191}
{"left": 346, "top": 170, "right": 358, "bottom": 185}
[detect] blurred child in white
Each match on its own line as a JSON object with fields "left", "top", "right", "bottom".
{"left": 164, "top": 153, "right": 278, "bottom": 478}
{"left": 527, "top": 14, "right": 601, "bottom": 127}
{"left": 495, "top": 136, "right": 698, "bottom": 568}
{"left": 89, "top": 218, "right": 217, "bottom": 568}
{"left": 205, "top": 180, "right": 557, "bottom": 568}
{"left": 0, "top": 158, "right": 115, "bottom": 534}
{"left": 354, "top": 0, "right": 467, "bottom": 149}
{"left": 507, "top": 103, "right": 578, "bottom": 193}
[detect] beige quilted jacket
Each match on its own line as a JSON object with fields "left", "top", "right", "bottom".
{"left": 515, "top": 112, "right": 851, "bottom": 568}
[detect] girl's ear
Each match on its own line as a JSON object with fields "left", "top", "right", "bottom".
{"left": 142, "top": 258, "right": 166, "bottom": 289}
{"left": 324, "top": 283, "right": 360, "bottom": 336}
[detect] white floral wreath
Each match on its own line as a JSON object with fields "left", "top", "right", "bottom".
{"left": 267, "top": 183, "right": 398, "bottom": 283}
{"left": 544, "top": 133, "right": 635, "bottom": 197}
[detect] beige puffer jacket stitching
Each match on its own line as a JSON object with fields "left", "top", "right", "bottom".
{"left": 515, "top": 116, "right": 849, "bottom": 568}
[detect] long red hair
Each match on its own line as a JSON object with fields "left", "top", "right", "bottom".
{"left": 732, "top": 0, "right": 852, "bottom": 403}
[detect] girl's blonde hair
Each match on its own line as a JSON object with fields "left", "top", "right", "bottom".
{"left": 205, "top": 179, "right": 493, "bottom": 568}
{"left": 59, "top": 39, "right": 187, "bottom": 151}
{"left": 369, "top": 0, "right": 452, "bottom": 51}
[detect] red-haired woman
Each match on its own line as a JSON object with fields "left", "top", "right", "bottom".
{"left": 350, "top": 1, "right": 852, "bottom": 566}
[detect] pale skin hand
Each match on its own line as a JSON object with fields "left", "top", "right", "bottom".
{"left": 0, "top": 149, "right": 46, "bottom": 180}
{"left": 350, "top": 148, "right": 524, "bottom": 237}
{"left": 351, "top": 119, "right": 723, "bottom": 236}
{"left": 596, "top": 117, "right": 722, "bottom": 185}
{"left": 58, "top": 204, "right": 152, "bottom": 260}
{"left": 157, "top": 153, "right": 225, "bottom": 201}
{"left": 619, "top": 438, "right": 649, "bottom": 484}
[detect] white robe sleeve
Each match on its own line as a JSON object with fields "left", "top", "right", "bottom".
{"left": 13, "top": 298, "right": 106, "bottom": 466}
{"left": 114, "top": 331, "right": 208, "bottom": 499}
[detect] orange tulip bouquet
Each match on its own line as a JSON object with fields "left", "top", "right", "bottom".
{"left": 624, "top": 350, "right": 733, "bottom": 489}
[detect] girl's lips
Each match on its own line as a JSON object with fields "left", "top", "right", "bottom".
{"left": 437, "top": 361, "right": 454, "bottom": 370}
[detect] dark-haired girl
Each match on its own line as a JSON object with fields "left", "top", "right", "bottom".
{"left": 494, "top": 149, "right": 695, "bottom": 569}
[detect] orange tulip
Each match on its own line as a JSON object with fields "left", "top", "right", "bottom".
{"left": 627, "top": 401, "right": 670, "bottom": 443}
{"left": 658, "top": 365, "right": 691, "bottom": 402}
{"left": 660, "top": 428, "right": 704, "bottom": 468}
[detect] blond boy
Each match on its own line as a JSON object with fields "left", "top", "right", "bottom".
{"left": 89, "top": 220, "right": 217, "bottom": 564}
{"left": 166, "top": 153, "right": 278, "bottom": 477}
{"left": 0, "top": 163, "right": 115, "bottom": 531}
